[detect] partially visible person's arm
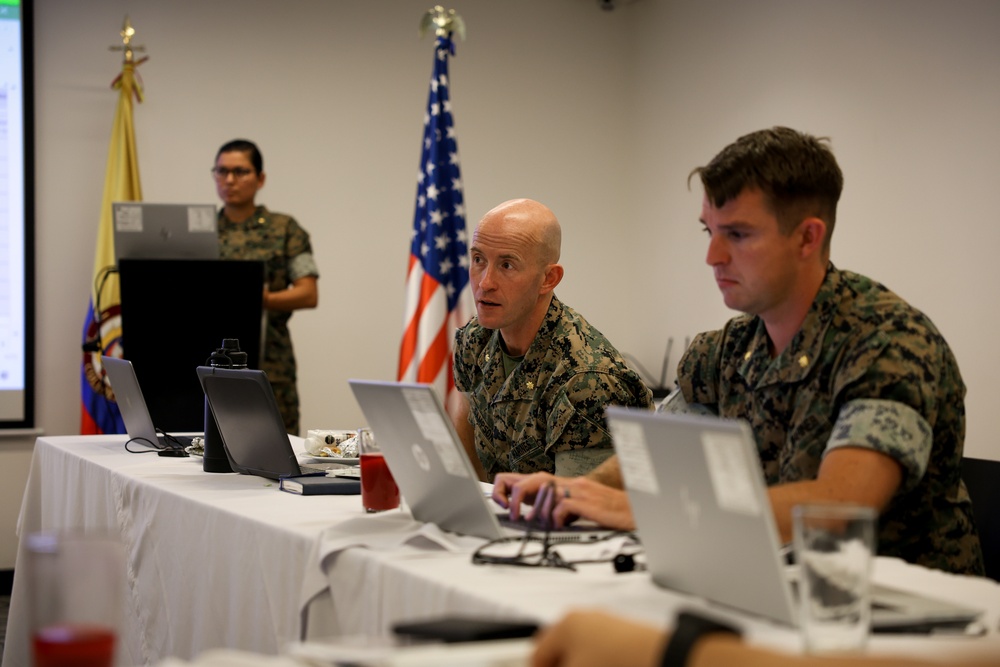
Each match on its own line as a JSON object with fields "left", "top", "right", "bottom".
{"left": 533, "top": 610, "right": 1000, "bottom": 667}
{"left": 532, "top": 610, "right": 666, "bottom": 667}
{"left": 585, "top": 455, "right": 624, "bottom": 488}
{"left": 768, "top": 446, "right": 902, "bottom": 543}
{"left": 264, "top": 276, "right": 318, "bottom": 311}
{"left": 452, "top": 392, "right": 487, "bottom": 482}
{"left": 515, "top": 436, "right": 902, "bottom": 535}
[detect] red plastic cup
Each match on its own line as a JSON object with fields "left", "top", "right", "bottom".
{"left": 33, "top": 624, "right": 115, "bottom": 667}
{"left": 358, "top": 428, "right": 399, "bottom": 512}
{"left": 26, "top": 532, "right": 123, "bottom": 667}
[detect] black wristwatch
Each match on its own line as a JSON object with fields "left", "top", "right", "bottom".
{"left": 661, "top": 611, "right": 742, "bottom": 667}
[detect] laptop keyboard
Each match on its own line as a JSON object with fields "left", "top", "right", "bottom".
{"left": 496, "top": 513, "right": 614, "bottom": 539}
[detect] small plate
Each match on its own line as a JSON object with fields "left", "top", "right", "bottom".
{"left": 299, "top": 455, "right": 359, "bottom": 466}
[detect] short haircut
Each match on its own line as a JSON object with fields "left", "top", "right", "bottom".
{"left": 216, "top": 139, "right": 263, "bottom": 174}
{"left": 690, "top": 127, "right": 844, "bottom": 244}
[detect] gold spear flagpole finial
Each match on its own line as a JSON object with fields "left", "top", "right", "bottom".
{"left": 109, "top": 15, "right": 146, "bottom": 64}
{"left": 419, "top": 6, "right": 466, "bottom": 41}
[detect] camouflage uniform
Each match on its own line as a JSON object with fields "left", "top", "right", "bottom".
{"left": 455, "top": 295, "right": 654, "bottom": 481}
{"left": 666, "top": 265, "right": 983, "bottom": 575}
{"left": 218, "top": 205, "right": 319, "bottom": 435}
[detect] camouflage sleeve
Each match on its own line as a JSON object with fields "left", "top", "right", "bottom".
{"left": 452, "top": 322, "right": 476, "bottom": 393}
{"left": 676, "top": 329, "right": 723, "bottom": 409}
{"left": 544, "top": 370, "right": 647, "bottom": 461}
{"left": 826, "top": 326, "right": 942, "bottom": 492}
{"left": 554, "top": 447, "right": 615, "bottom": 477}
{"left": 289, "top": 252, "right": 319, "bottom": 281}
{"left": 285, "top": 217, "right": 318, "bottom": 280}
{"left": 826, "top": 398, "right": 932, "bottom": 493}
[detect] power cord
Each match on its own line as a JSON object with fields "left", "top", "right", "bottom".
{"left": 123, "top": 428, "right": 196, "bottom": 457}
{"left": 124, "top": 436, "right": 162, "bottom": 454}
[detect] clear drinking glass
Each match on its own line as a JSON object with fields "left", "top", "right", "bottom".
{"left": 792, "top": 503, "right": 876, "bottom": 654}
{"left": 358, "top": 427, "right": 400, "bottom": 512}
{"left": 26, "top": 531, "right": 126, "bottom": 667}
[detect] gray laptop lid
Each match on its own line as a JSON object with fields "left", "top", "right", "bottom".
{"left": 607, "top": 407, "right": 797, "bottom": 624}
{"left": 350, "top": 380, "right": 615, "bottom": 541}
{"left": 349, "top": 379, "right": 508, "bottom": 540}
{"left": 606, "top": 407, "right": 984, "bottom": 631}
{"left": 197, "top": 366, "right": 303, "bottom": 480}
{"left": 113, "top": 202, "right": 219, "bottom": 261}
{"left": 102, "top": 356, "right": 170, "bottom": 447}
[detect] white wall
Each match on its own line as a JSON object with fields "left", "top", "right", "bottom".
{"left": 1, "top": 0, "right": 997, "bottom": 569}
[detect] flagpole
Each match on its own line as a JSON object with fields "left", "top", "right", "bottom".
{"left": 399, "top": 7, "right": 473, "bottom": 417}
{"left": 80, "top": 17, "right": 148, "bottom": 434}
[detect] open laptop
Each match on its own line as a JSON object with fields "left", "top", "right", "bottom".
{"left": 605, "top": 407, "right": 984, "bottom": 632}
{"left": 102, "top": 356, "right": 197, "bottom": 450}
{"left": 113, "top": 202, "right": 219, "bottom": 261}
{"left": 197, "top": 366, "right": 356, "bottom": 482}
{"left": 349, "top": 379, "right": 613, "bottom": 541}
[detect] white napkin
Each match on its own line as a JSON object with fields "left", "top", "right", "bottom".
{"left": 318, "top": 512, "right": 484, "bottom": 570}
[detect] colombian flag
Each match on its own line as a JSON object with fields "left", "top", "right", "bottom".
{"left": 80, "top": 49, "right": 145, "bottom": 434}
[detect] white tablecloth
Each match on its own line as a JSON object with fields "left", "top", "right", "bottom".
{"left": 2, "top": 435, "right": 367, "bottom": 667}
{"left": 6, "top": 435, "right": 1000, "bottom": 667}
{"left": 317, "top": 514, "right": 1000, "bottom": 663}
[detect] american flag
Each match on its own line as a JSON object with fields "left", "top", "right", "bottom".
{"left": 398, "top": 33, "right": 473, "bottom": 415}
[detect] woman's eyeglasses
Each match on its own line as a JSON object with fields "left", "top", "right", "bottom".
{"left": 211, "top": 167, "right": 254, "bottom": 180}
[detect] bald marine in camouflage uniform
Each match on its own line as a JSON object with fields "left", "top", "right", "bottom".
{"left": 214, "top": 139, "right": 319, "bottom": 435}
{"left": 454, "top": 199, "right": 653, "bottom": 482}
{"left": 456, "top": 295, "right": 653, "bottom": 480}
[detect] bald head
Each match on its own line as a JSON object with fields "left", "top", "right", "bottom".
{"left": 475, "top": 199, "right": 562, "bottom": 267}
{"left": 469, "top": 199, "right": 566, "bottom": 353}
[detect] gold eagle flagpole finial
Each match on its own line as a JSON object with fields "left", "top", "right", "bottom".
{"left": 419, "top": 6, "right": 466, "bottom": 41}
{"left": 108, "top": 15, "right": 149, "bottom": 102}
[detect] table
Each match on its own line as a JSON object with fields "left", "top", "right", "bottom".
{"left": 6, "top": 436, "right": 1000, "bottom": 667}
{"left": 318, "top": 542, "right": 1000, "bottom": 661}
{"left": 2, "top": 435, "right": 357, "bottom": 667}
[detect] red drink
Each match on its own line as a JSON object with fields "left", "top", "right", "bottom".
{"left": 33, "top": 624, "right": 115, "bottom": 667}
{"left": 360, "top": 452, "right": 399, "bottom": 512}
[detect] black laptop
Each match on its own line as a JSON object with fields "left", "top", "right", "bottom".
{"left": 197, "top": 366, "right": 355, "bottom": 483}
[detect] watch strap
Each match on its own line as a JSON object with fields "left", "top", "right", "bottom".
{"left": 661, "top": 611, "right": 741, "bottom": 667}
